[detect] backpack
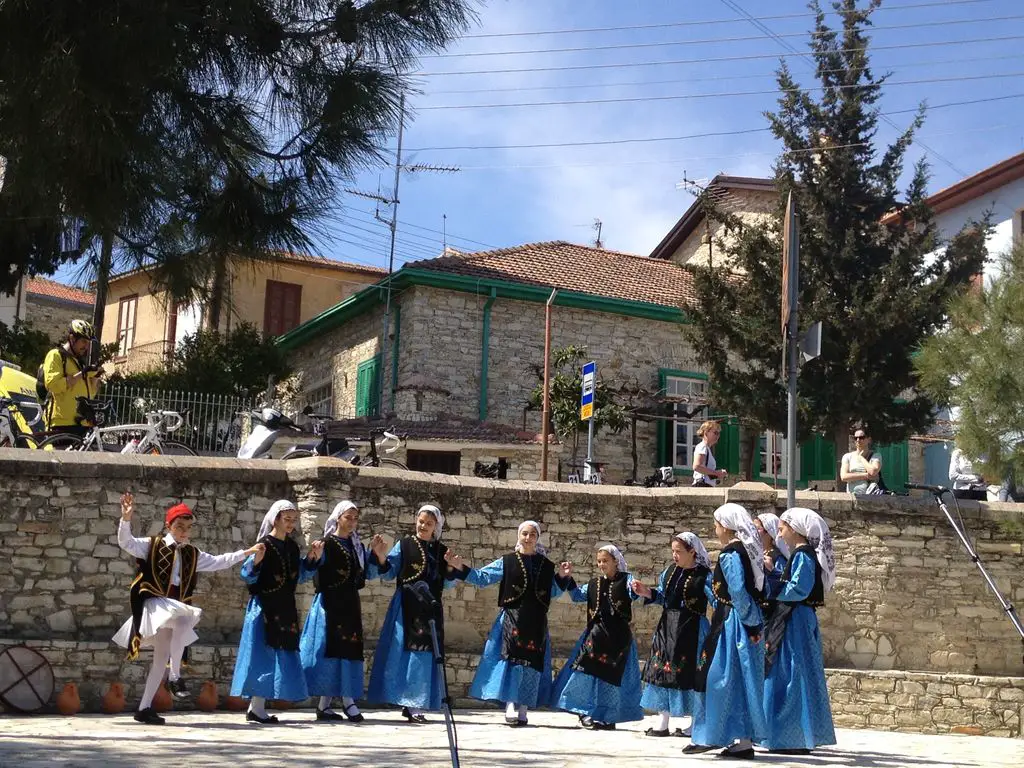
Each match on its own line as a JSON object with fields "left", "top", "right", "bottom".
{"left": 863, "top": 451, "right": 892, "bottom": 495}
{"left": 35, "top": 345, "right": 71, "bottom": 402}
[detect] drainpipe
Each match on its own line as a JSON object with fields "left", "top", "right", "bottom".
{"left": 540, "top": 288, "right": 558, "bottom": 480}
{"left": 389, "top": 304, "right": 401, "bottom": 416}
{"left": 478, "top": 287, "right": 497, "bottom": 421}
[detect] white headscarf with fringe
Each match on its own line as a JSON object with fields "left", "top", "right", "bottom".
{"left": 781, "top": 507, "right": 837, "bottom": 592}
{"left": 675, "top": 531, "right": 712, "bottom": 570}
{"left": 713, "top": 503, "right": 765, "bottom": 592}
{"left": 325, "top": 500, "right": 365, "bottom": 569}
{"left": 516, "top": 520, "right": 547, "bottom": 556}
{"left": 258, "top": 500, "right": 298, "bottom": 541}
{"left": 756, "top": 512, "right": 791, "bottom": 559}
{"left": 418, "top": 503, "right": 445, "bottom": 541}
{"left": 598, "top": 543, "right": 628, "bottom": 574}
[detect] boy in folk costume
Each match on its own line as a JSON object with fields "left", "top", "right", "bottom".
{"left": 113, "top": 492, "right": 262, "bottom": 725}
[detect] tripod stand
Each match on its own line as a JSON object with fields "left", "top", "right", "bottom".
{"left": 427, "top": 617, "right": 460, "bottom": 768}
{"left": 909, "top": 484, "right": 1024, "bottom": 661}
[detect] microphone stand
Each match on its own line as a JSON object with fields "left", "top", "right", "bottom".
{"left": 919, "top": 487, "right": 1024, "bottom": 660}
{"left": 427, "top": 616, "right": 460, "bottom": 768}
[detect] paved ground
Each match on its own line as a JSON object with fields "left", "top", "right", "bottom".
{"left": 0, "top": 709, "right": 1019, "bottom": 767}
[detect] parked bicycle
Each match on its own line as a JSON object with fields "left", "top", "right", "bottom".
{"left": 35, "top": 397, "right": 197, "bottom": 455}
{"left": 0, "top": 396, "right": 43, "bottom": 449}
{"left": 625, "top": 466, "right": 678, "bottom": 488}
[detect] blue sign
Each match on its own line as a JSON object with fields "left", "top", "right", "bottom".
{"left": 580, "top": 361, "right": 596, "bottom": 420}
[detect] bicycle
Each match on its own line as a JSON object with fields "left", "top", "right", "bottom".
{"left": 282, "top": 415, "right": 408, "bottom": 469}
{"left": 35, "top": 397, "right": 198, "bottom": 455}
{"left": 0, "top": 397, "right": 44, "bottom": 449}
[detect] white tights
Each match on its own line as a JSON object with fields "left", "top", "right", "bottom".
{"left": 504, "top": 701, "right": 528, "bottom": 721}
{"left": 318, "top": 696, "right": 357, "bottom": 714}
{"left": 138, "top": 625, "right": 189, "bottom": 710}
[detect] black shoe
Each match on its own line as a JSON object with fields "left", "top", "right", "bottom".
{"left": 168, "top": 678, "right": 189, "bottom": 700}
{"left": 133, "top": 708, "right": 165, "bottom": 725}
{"left": 591, "top": 721, "right": 616, "bottom": 731}
{"left": 717, "top": 747, "right": 755, "bottom": 760}
{"left": 246, "top": 710, "right": 279, "bottom": 724}
{"left": 645, "top": 727, "right": 671, "bottom": 737}
{"left": 401, "top": 706, "right": 427, "bottom": 724}
{"left": 316, "top": 708, "right": 345, "bottom": 722}
{"left": 343, "top": 704, "right": 365, "bottom": 723}
{"left": 674, "top": 727, "right": 691, "bottom": 738}
{"left": 580, "top": 715, "right": 594, "bottom": 729}
{"left": 683, "top": 744, "right": 716, "bottom": 754}
{"left": 506, "top": 716, "right": 528, "bottom": 727}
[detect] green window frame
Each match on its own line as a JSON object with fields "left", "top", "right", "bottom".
{"left": 355, "top": 355, "right": 381, "bottom": 417}
{"left": 655, "top": 369, "right": 739, "bottom": 475}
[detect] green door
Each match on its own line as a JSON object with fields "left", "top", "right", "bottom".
{"left": 876, "top": 441, "right": 909, "bottom": 493}
{"left": 355, "top": 356, "right": 381, "bottom": 417}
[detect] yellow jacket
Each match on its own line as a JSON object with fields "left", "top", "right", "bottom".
{"left": 42, "top": 347, "right": 100, "bottom": 428}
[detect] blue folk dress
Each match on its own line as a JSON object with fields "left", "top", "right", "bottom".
{"left": 230, "top": 535, "right": 318, "bottom": 701}
{"left": 691, "top": 543, "right": 768, "bottom": 747}
{"left": 761, "top": 547, "right": 837, "bottom": 751}
{"left": 639, "top": 564, "right": 711, "bottom": 717}
{"left": 550, "top": 573, "right": 645, "bottom": 725}
{"left": 300, "top": 534, "right": 383, "bottom": 700}
{"left": 465, "top": 554, "right": 567, "bottom": 709}
{"left": 367, "top": 536, "right": 465, "bottom": 711}
{"left": 763, "top": 549, "right": 788, "bottom": 599}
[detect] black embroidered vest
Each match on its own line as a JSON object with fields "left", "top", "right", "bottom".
{"left": 397, "top": 536, "right": 449, "bottom": 652}
{"left": 498, "top": 553, "right": 555, "bottom": 609}
{"left": 497, "top": 552, "right": 556, "bottom": 671}
{"left": 642, "top": 565, "right": 710, "bottom": 689}
{"left": 573, "top": 573, "right": 633, "bottom": 686}
{"left": 711, "top": 541, "right": 761, "bottom": 606}
{"left": 249, "top": 535, "right": 302, "bottom": 651}
{"left": 315, "top": 535, "right": 366, "bottom": 660}
{"left": 781, "top": 545, "right": 825, "bottom": 607}
{"left": 126, "top": 537, "right": 197, "bottom": 661}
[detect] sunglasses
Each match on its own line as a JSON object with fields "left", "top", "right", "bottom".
{"left": 853, "top": 434, "right": 867, "bottom": 440}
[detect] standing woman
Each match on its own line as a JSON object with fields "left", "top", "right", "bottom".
{"left": 300, "top": 500, "right": 388, "bottom": 723}
{"left": 686, "top": 503, "right": 766, "bottom": 760}
{"left": 761, "top": 508, "right": 837, "bottom": 755}
{"left": 551, "top": 544, "right": 645, "bottom": 731}
{"left": 754, "top": 513, "right": 790, "bottom": 600}
{"left": 230, "top": 500, "right": 323, "bottom": 724}
{"left": 465, "top": 520, "right": 573, "bottom": 727}
{"left": 692, "top": 421, "right": 728, "bottom": 487}
{"left": 639, "top": 532, "right": 713, "bottom": 739}
{"left": 368, "top": 503, "right": 468, "bottom": 722}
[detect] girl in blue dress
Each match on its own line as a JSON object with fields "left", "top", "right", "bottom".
{"left": 550, "top": 543, "right": 645, "bottom": 731}
{"left": 761, "top": 508, "right": 837, "bottom": 755}
{"left": 299, "top": 500, "right": 388, "bottom": 723}
{"left": 638, "top": 532, "right": 712, "bottom": 739}
{"left": 686, "top": 503, "right": 767, "bottom": 760}
{"left": 465, "top": 520, "right": 573, "bottom": 726}
{"left": 754, "top": 513, "right": 790, "bottom": 599}
{"left": 230, "top": 500, "right": 323, "bottom": 724}
{"left": 367, "top": 503, "right": 468, "bottom": 722}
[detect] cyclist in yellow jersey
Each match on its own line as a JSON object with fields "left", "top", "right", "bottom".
{"left": 41, "top": 319, "right": 104, "bottom": 436}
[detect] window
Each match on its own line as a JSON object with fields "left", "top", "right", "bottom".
{"left": 116, "top": 295, "right": 138, "bottom": 357}
{"left": 355, "top": 356, "right": 381, "bottom": 417}
{"left": 407, "top": 450, "right": 462, "bottom": 475}
{"left": 263, "top": 280, "right": 303, "bottom": 337}
{"left": 758, "top": 431, "right": 795, "bottom": 481}
{"left": 666, "top": 374, "right": 709, "bottom": 469}
{"left": 303, "top": 382, "right": 334, "bottom": 416}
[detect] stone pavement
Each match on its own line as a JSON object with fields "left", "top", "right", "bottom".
{"left": 0, "top": 709, "right": 1020, "bottom": 768}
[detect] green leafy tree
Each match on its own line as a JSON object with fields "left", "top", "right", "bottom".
{"left": 916, "top": 242, "right": 1024, "bottom": 489}
{"left": 684, "top": 0, "right": 987, "bottom": 480}
{"left": 528, "top": 345, "right": 627, "bottom": 465}
{"left": 0, "top": 320, "right": 53, "bottom": 371}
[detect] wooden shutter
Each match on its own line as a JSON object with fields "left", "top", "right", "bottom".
{"left": 264, "top": 280, "right": 303, "bottom": 337}
{"left": 356, "top": 356, "right": 381, "bottom": 417}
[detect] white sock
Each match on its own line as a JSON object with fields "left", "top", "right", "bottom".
{"left": 657, "top": 711, "right": 671, "bottom": 731}
{"left": 342, "top": 697, "right": 358, "bottom": 714}
{"left": 505, "top": 702, "right": 517, "bottom": 718}
{"left": 318, "top": 696, "right": 333, "bottom": 712}
{"left": 517, "top": 704, "right": 528, "bottom": 721}
{"left": 249, "top": 696, "right": 268, "bottom": 718}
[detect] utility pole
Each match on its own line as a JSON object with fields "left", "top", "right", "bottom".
{"left": 783, "top": 192, "right": 799, "bottom": 508}
{"left": 378, "top": 94, "right": 405, "bottom": 417}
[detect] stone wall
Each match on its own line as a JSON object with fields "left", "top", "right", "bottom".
{"left": 1, "top": 452, "right": 1022, "bottom": 734}
{"left": 666, "top": 188, "right": 778, "bottom": 267}
{"left": 24, "top": 296, "right": 90, "bottom": 344}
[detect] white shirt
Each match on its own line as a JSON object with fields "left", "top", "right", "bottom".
{"left": 842, "top": 450, "right": 881, "bottom": 494}
{"left": 948, "top": 449, "right": 982, "bottom": 490}
{"left": 692, "top": 441, "right": 717, "bottom": 486}
{"left": 117, "top": 520, "right": 247, "bottom": 586}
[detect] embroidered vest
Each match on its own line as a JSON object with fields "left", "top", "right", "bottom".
{"left": 126, "top": 537, "right": 198, "bottom": 661}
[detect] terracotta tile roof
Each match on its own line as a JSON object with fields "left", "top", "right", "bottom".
{"left": 275, "top": 252, "right": 387, "bottom": 276}
{"left": 26, "top": 276, "right": 94, "bottom": 307}
{"left": 323, "top": 415, "right": 548, "bottom": 445}
{"left": 406, "top": 241, "right": 696, "bottom": 308}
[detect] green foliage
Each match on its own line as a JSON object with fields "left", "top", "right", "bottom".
{"left": 0, "top": 320, "right": 54, "bottom": 370}
{"left": 683, "top": 0, "right": 987, "bottom": 477}
{"left": 528, "top": 345, "right": 627, "bottom": 458}
{"left": 109, "top": 322, "right": 290, "bottom": 398}
{"left": 916, "top": 242, "right": 1024, "bottom": 486}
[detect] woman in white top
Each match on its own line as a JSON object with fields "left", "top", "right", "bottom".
{"left": 840, "top": 428, "right": 882, "bottom": 494}
{"left": 692, "top": 420, "right": 728, "bottom": 487}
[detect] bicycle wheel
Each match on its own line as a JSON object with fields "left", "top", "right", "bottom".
{"left": 146, "top": 440, "right": 198, "bottom": 456}
{"left": 376, "top": 457, "right": 409, "bottom": 470}
{"left": 36, "top": 434, "right": 86, "bottom": 452}
{"left": 282, "top": 450, "right": 315, "bottom": 460}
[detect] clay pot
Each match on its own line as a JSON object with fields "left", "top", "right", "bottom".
{"left": 101, "top": 682, "right": 125, "bottom": 714}
{"left": 196, "top": 681, "right": 218, "bottom": 713}
{"left": 152, "top": 683, "right": 172, "bottom": 713}
{"left": 224, "top": 695, "right": 248, "bottom": 711}
{"left": 55, "top": 683, "right": 80, "bottom": 716}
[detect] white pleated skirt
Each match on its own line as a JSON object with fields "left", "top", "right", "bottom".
{"left": 112, "top": 597, "right": 203, "bottom": 649}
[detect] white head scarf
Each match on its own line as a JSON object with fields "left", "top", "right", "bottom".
{"left": 781, "top": 508, "right": 837, "bottom": 592}
{"left": 418, "top": 503, "right": 444, "bottom": 541}
{"left": 756, "top": 512, "right": 791, "bottom": 559}
{"left": 675, "top": 532, "right": 712, "bottom": 570}
{"left": 325, "top": 500, "right": 365, "bottom": 568}
{"left": 258, "top": 500, "right": 297, "bottom": 541}
{"left": 516, "top": 520, "right": 547, "bottom": 555}
{"left": 598, "top": 543, "right": 628, "bottom": 574}
{"left": 713, "top": 503, "right": 765, "bottom": 592}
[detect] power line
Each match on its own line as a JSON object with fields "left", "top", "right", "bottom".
{"left": 425, "top": 14, "right": 1024, "bottom": 59}
{"left": 343, "top": 205, "right": 500, "bottom": 251}
{"left": 334, "top": 220, "right": 440, "bottom": 257}
{"left": 415, "top": 34, "right": 1024, "bottom": 77}
{"left": 405, "top": 93, "right": 1024, "bottom": 152}
{"left": 458, "top": 0, "right": 1000, "bottom": 39}
{"left": 419, "top": 71, "right": 1024, "bottom": 111}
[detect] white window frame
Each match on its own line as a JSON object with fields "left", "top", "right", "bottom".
{"left": 666, "top": 374, "right": 709, "bottom": 471}
{"left": 758, "top": 430, "right": 799, "bottom": 482}
{"left": 117, "top": 294, "right": 138, "bottom": 358}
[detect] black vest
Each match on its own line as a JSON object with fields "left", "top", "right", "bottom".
{"left": 397, "top": 536, "right": 449, "bottom": 652}
{"left": 573, "top": 573, "right": 634, "bottom": 686}
{"left": 781, "top": 545, "right": 825, "bottom": 607}
{"left": 498, "top": 553, "right": 555, "bottom": 609}
{"left": 315, "top": 535, "right": 366, "bottom": 660}
{"left": 642, "top": 565, "right": 710, "bottom": 689}
{"left": 711, "top": 541, "right": 762, "bottom": 606}
{"left": 126, "top": 537, "right": 198, "bottom": 661}
{"left": 249, "top": 535, "right": 302, "bottom": 651}
{"left": 496, "top": 552, "right": 556, "bottom": 672}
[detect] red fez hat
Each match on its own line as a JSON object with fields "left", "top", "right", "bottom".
{"left": 165, "top": 503, "right": 193, "bottom": 526}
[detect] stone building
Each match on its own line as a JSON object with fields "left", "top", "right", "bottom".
{"left": 23, "top": 277, "right": 95, "bottom": 341}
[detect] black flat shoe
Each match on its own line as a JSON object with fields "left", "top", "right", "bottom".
{"left": 591, "top": 721, "right": 616, "bottom": 731}
{"left": 316, "top": 708, "right": 345, "bottom": 722}
{"left": 343, "top": 704, "right": 365, "bottom": 723}
{"left": 717, "top": 747, "right": 755, "bottom": 760}
{"left": 133, "top": 708, "right": 165, "bottom": 725}
{"left": 246, "top": 710, "right": 279, "bottom": 724}
{"left": 645, "top": 727, "right": 671, "bottom": 737}
{"left": 580, "top": 715, "right": 594, "bottom": 729}
{"left": 168, "top": 678, "right": 189, "bottom": 700}
{"left": 401, "top": 706, "right": 428, "bottom": 724}
{"left": 674, "top": 727, "right": 691, "bottom": 737}
{"left": 505, "top": 716, "right": 527, "bottom": 727}
{"left": 683, "top": 744, "right": 715, "bottom": 754}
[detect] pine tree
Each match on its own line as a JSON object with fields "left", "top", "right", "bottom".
{"left": 684, "top": 0, "right": 986, "bottom": 480}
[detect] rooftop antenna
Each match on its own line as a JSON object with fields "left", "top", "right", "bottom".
{"left": 443, "top": 214, "right": 447, "bottom": 252}
{"left": 593, "top": 219, "right": 604, "bottom": 249}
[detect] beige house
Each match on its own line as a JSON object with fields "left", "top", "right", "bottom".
{"left": 100, "top": 254, "right": 385, "bottom": 371}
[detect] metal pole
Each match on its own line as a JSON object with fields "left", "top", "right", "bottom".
{"left": 585, "top": 417, "right": 595, "bottom": 483}
{"left": 540, "top": 289, "right": 557, "bottom": 480}
{"left": 379, "top": 93, "right": 405, "bottom": 416}
{"left": 786, "top": 206, "right": 799, "bottom": 508}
